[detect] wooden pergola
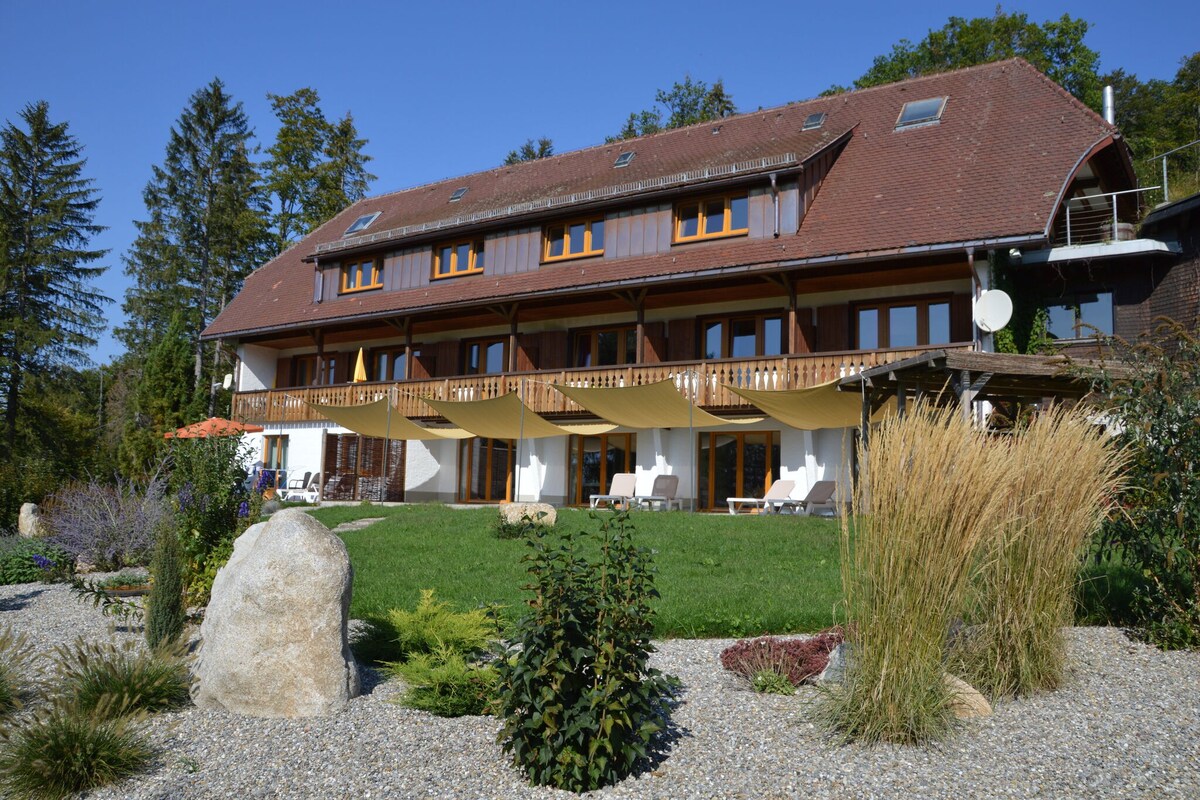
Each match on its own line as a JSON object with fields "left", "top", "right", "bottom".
{"left": 837, "top": 349, "right": 1119, "bottom": 445}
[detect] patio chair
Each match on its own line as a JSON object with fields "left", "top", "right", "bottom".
{"left": 726, "top": 479, "right": 796, "bottom": 515}
{"left": 633, "top": 475, "right": 681, "bottom": 511}
{"left": 284, "top": 473, "right": 321, "bottom": 503}
{"left": 773, "top": 480, "right": 838, "bottom": 516}
{"left": 286, "top": 471, "right": 312, "bottom": 493}
{"left": 590, "top": 472, "right": 637, "bottom": 510}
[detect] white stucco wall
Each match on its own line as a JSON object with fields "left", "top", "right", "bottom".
{"left": 237, "top": 344, "right": 278, "bottom": 392}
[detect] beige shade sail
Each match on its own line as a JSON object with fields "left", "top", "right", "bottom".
{"left": 420, "top": 392, "right": 616, "bottom": 440}
{"left": 727, "top": 380, "right": 894, "bottom": 430}
{"left": 306, "top": 398, "right": 471, "bottom": 440}
{"left": 552, "top": 379, "right": 762, "bottom": 428}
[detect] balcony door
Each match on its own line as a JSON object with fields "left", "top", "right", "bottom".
{"left": 567, "top": 433, "right": 637, "bottom": 505}
{"left": 697, "top": 431, "right": 780, "bottom": 510}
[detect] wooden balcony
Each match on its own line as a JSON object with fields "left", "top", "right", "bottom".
{"left": 232, "top": 344, "right": 969, "bottom": 425}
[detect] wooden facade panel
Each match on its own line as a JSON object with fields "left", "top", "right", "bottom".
{"left": 644, "top": 321, "right": 666, "bottom": 363}
{"left": 430, "top": 340, "right": 459, "bottom": 378}
{"left": 749, "top": 186, "right": 770, "bottom": 238}
{"left": 515, "top": 335, "right": 536, "bottom": 372}
{"left": 816, "top": 304, "right": 849, "bottom": 352}
{"left": 668, "top": 317, "right": 696, "bottom": 361}
{"left": 779, "top": 179, "right": 800, "bottom": 235}
{"left": 274, "top": 357, "right": 291, "bottom": 389}
{"left": 950, "top": 294, "right": 973, "bottom": 343}
{"left": 629, "top": 214, "right": 646, "bottom": 257}
{"left": 537, "top": 330, "right": 569, "bottom": 369}
{"left": 796, "top": 308, "right": 815, "bottom": 354}
{"left": 653, "top": 205, "right": 672, "bottom": 251}
{"left": 608, "top": 205, "right": 672, "bottom": 259}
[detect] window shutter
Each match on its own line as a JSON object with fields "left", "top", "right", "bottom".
{"left": 950, "top": 294, "right": 973, "bottom": 342}
{"left": 274, "top": 357, "right": 292, "bottom": 388}
{"left": 668, "top": 318, "right": 696, "bottom": 361}
{"left": 816, "top": 304, "right": 849, "bottom": 352}
{"left": 538, "top": 331, "right": 568, "bottom": 369}
{"left": 643, "top": 322, "right": 666, "bottom": 363}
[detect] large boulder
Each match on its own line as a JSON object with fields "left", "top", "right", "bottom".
{"left": 192, "top": 509, "right": 360, "bottom": 718}
{"left": 18, "top": 503, "right": 43, "bottom": 538}
{"left": 499, "top": 502, "right": 556, "bottom": 527}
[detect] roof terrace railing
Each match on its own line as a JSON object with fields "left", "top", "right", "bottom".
{"left": 1059, "top": 186, "right": 1160, "bottom": 247}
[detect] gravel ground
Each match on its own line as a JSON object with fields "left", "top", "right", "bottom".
{"left": 2, "top": 580, "right": 1199, "bottom": 799}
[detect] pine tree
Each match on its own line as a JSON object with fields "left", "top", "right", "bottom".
{"left": 316, "top": 111, "right": 374, "bottom": 223}
{"left": 118, "top": 79, "right": 271, "bottom": 416}
{"left": 0, "top": 101, "right": 108, "bottom": 452}
{"left": 504, "top": 137, "right": 554, "bottom": 165}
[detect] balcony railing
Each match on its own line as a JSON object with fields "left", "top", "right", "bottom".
{"left": 232, "top": 344, "right": 967, "bottom": 425}
{"left": 1055, "top": 187, "right": 1160, "bottom": 247}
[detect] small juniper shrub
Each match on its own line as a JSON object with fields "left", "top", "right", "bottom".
{"left": 496, "top": 511, "right": 677, "bottom": 793}
{"left": 386, "top": 589, "right": 498, "bottom": 660}
{"left": 0, "top": 539, "right": 72, "bottom": 586}
{"left": 0, "top": 699, "right": 154, "bottom": 800}
{"left": 53, "top": 638, "right": 190, "bottom": 719}
{"left": 146, "top": 520, "right": 186, "bottom": 650}
{"left": 720, "top": 628, "right": 844, "bottom": 693}
{"left": 0, "top": 627, "right": 36, "bottom": 716}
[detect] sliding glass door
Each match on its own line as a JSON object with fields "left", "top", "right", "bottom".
{"left": 697, "top": 431, "right": 780, "bottom": 510}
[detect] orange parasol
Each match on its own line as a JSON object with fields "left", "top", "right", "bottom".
{"left": 163, "top": 417, "right": 265, "bottom": 439}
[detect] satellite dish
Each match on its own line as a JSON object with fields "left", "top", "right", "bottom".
{"left": 222, "top": 373, "right": 233, "bottom": 390}
{"left": 973, "top": 290, "right": 1013, "bottom": 333}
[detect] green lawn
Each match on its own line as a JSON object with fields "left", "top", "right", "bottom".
{"left": 307, "top": 504, "right": 842, "bottom": 639}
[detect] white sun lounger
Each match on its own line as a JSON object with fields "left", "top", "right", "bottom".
{"left": 590, "top": 472, "right": 637, "bottom": 510}
{"left": 726, "top": 479, "right": 796, "bottom": 515}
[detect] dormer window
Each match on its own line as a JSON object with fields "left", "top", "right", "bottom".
{"left": 895, "top": 97, "right": 948, "bottom": 130}
{"left": 674, "top": 192, "right": 749, "bottom": 243}
{"left": 543, "top": 216, "right": 605, "bottom": 263}
{"left": 340, "top": 257, "right": 383, "bottom": 293}
{"left": 343, "top": 212, "right": 380, "bottom": 236}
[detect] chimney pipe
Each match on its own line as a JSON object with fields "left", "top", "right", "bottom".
{"left": 1102, "top": 85, "right": 1115, "bottom": 125}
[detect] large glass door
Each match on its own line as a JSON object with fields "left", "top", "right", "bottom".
{"left": 567, "top": 434, "right": 637, "bottom": 505}
{"left": 458, "top": 438, "right": 514, "bottom": 502}
{"left": 697, "top": 431, "right": 780, "bottom": 510}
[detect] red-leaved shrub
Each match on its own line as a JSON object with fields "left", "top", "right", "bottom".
{"left": 720, "top": 627, "right": 844, "bottom": 687}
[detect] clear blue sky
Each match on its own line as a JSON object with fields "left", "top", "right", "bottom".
{"left": 2, "top": 0, "right": 1195, "bottom": 366}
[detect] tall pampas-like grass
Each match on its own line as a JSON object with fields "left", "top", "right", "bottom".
{"left": 953, "top": 407, "right": 1125, "bottom": 699}
{"left": 823, "top": 404, "right": 1016, "bottom": 745}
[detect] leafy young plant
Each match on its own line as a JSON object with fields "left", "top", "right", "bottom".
{"left": 0, "top": 702, "right": 154, "bottom": 800}
{"left": 496, "top": 512, "right": 676, "bottom": 792}
{"left": 751, "top": 670, "right": 797, "bottom": 696}
{"left": 68, "top": 578, "right": 144, "bottom": 624}
{"left": 53, "top": 638, "right": 190, "bottom": 719}
{"left": 0, "top": 539, "right": 72, "bottom": 586}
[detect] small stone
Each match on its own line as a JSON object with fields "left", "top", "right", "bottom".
{"left": 18, "top": 502, "right": 43, "bottom": 538}
{"left": 944, "top": 673, "right": 992, "bottom": 719}
{"left": 499, "top": 502, "right": 556, "bottom": 527}
{"left": 815, "top": 642, "right": 851, "bottom": 684}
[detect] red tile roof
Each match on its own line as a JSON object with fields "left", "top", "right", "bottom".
{"left": 205, "top": 59, "right": 1121, "bottom": 340}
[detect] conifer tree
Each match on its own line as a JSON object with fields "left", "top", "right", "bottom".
{"left": 118, "top": 79, "right": 271, "bottom": 415}
{"left": 146, "top": 519, "right": 185, "bottom": 649}
{"left": 0, "top": 101, "right": 108, "bottom": 451}
{"left": 316, "top": 111, "right": 374, "bottom": 223}
{"left": 118, "top": 313, "right": 198, "bottom": 476}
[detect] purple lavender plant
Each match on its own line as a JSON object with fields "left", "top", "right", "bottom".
{"left": 42, "top": 475, "right": 168, "bottom": 571}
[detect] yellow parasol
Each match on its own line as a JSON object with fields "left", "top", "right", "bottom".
{"left": 352, "top": 347, "right": 368, "bottom": 383}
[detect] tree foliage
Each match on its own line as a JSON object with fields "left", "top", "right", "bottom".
{"left": 263, "top": 88, "right": 375, "bottom": 252}
{"left": 610, "top": 76, "right": 737, "bottom": 141}
{"left": 503, "top": 137, "right": 554, "bottom": 166}
{"left": 0, "top": 101, "right": 108, "bottom": 451}
{"left": 118, "top": 79, "right": 272, "bottom": 420}
{"left": 848, "top": 10, "right": 1102, "bottom": 109}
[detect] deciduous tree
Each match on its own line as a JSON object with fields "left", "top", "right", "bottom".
{"left": 610, "top": 76, "right": 737, "bottom": 141}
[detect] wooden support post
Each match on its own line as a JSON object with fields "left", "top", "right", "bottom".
{"left": 311, "top": 329, "right": 325, "bottom": 385}
{"left": 896, "top": 379, "right": 907, "bottom": 419}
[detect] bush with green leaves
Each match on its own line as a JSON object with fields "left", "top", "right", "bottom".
{"left": 1086, "top": 321, "right": 1200, "bottom": 648}
{"left": 495, "top": 511, "right": 676, "bottom": 792}
{"left": 169, "top": 435, "right": 250, "bottom": 563}
{"left": 386, "top": 589, "right": 498, "bottom": 660}
{"left": 0, "top": 628, "right": 35, "bottom": 716}
{"left": 390, "top": 644, "right": 499, "bottom": 717}
{"left": 53, "top": 639, "right": 190, "bottom": 719}
{"left": 0, "top": 538, "right": 72, "bottom": 585}
{"left": 146, "top": 521, "right": 185, "bottom": 649}
{"left": 0, "top": 703, "right": 153, "bottom": 800}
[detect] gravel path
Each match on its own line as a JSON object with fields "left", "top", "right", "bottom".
{"left": 2, "top": 581, "right": 1198, "bottom": 799}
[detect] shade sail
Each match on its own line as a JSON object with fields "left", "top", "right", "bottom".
{"left": 421, "top": 392, "right": 615, "bottom": 439}
{"left": 306, "top": 399, "right": 471, "bottom": 440}
{"left": 727, "top": 380, "right": 894, "bottom": 430}
{"left": 552, "top": 379, "right": 762, "bottom": 428}
{"left": 164, "top": 417, "right": 264, "bottom": 439}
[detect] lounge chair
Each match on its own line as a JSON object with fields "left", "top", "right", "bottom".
{"left": 773, "top": 480, "right": 838, "bottom": 515}
{"left": 633, "top": 475, "right": 681, "bottom": 511}
{"left": 286, "top": 471, "right": 312, "bottom": 493}
{"left": 284, "top": 473, "right": 321, "bottom": 503}
{"left": 590, "top": 472, "right": 637, "bottom": 510}
{"left": 726, "top": 479, "right": 796, "bottom": 515}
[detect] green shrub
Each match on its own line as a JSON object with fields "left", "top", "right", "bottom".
{"left": 496, "top": 512, "right": 676, "bottom": 792}
{"left": 0, "top": 628, "right": 35, "bottom": 716}
{"left": 185, "top": 537, "right": 233, "bottom": 609}
{"left": 953, "top": 408, "right": 1123, "bottom": 699}
{"left": 1085, "top": 322, "right": 1200, "bottom": 648}
{"left": 0, "top": 539, "right": 72, "bottom": 586}
{"left": 824, "top": 405, "right": 1012, "bottom": 745}
{"left": 93, "top": 570, "right": 150, "bottom": 590}
{"left": 53, "top": 639, "right": 190, "bottom": 719}
{"left": 390, "top": 644, "right": 499, "bottom": 717}
{"left": 169, "top": 436, "right": 249, "bottom": 564}
{"left": 751, "top": 670, "right": 796, "bottom": 696}
{"left": 146, "top": 522, "right": 186, "bottom": 649}
{"left": 494, "top": 510, "right": 551, "bottom": 540}
{"left": 0, "top": 704, "right": 153, "bottom": 800}
{"left": 386, "top": 589, "right": 498, "bottom": 660}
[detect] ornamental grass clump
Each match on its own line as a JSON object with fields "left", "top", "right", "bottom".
{"left": 53, "top": 639, "right": 190, "bottom": 720}
{"left": 823, "top": 404, "right": 1014, "bottom": 745}
{"left": 0, "top": 700, "right": 153, "bottom": 800}
{"left": 0, "top": 627, "right": 36, "bottom": 717}
{"left": 953, "top": 407, "right": 1124, "bottom": 699}
{"left": 496, "top": 512, "right": 676, "bottom": 792}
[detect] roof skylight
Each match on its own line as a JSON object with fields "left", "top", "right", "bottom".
{"left": 343, "top": 212, "right": 381, "bottom": 236}
{"left": 895, "top": 96, "right": 948, "bottom": 130}
{"left": 613, "top": 151, "right": 635, "bottom": 168}
{"left": 802, "top": 112, "right": 826, "bottom": 131}
{"left": 449, "top": 187, "right": 469, "bottom": 202}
